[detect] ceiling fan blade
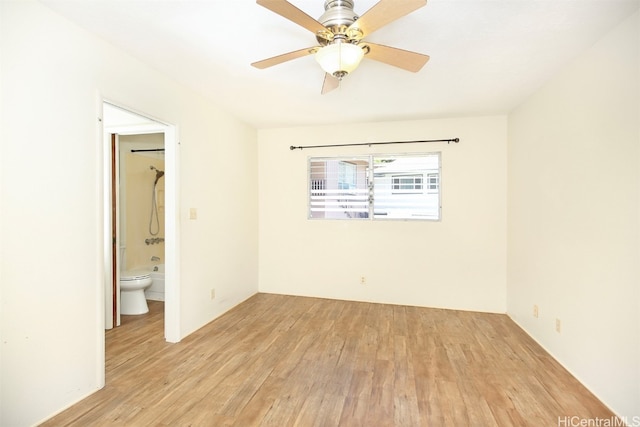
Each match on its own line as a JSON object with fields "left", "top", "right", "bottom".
{"left": 363, "top": 42, "right": 429, "bottom": 72}
{"left": 321, "top": 73, "right": 340, "bottom": 94}
{"left": 251, "top": 47, "right": 319, "bottom": 69}
{"left": 348, "top": 0, "right": 427, "bottom": 38}
{"left": 257, "top": 0, "right": 330, "bottom": 38}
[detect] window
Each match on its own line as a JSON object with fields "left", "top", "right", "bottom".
{"left": 309, "top": 158, "right": 369, "bottom": 219}
{"left": 338, "top": 161, "right": 357, "bottom": 190}
{"left": 391, "top": 175, "right": 423, "bottom": 193}
{"left": 309, "top": 153, "right": 441, "bottom": 220}
{"left": 426, "top": 173, "right": 439, "bottom": 192}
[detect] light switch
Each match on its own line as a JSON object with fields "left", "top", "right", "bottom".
{"left": 189, "top": 208, "right": 197, "bottom": 220}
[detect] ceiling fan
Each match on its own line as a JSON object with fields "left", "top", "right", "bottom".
{"left": 251, "top": 0, "right": 430, "bottom": 94}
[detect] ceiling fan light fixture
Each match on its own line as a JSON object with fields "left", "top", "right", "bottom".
{"left": 315, "top": 42, "right": 364, "bottom": 79}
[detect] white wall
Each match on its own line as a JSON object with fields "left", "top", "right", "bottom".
{"left": 0, "top": 1, "right": 258, "bottom": 426}
{"left": 258, "top": 116, "right": 507, "bottom": 313}
{"left": 507, "top": 11, "right": 640, "bottom": 418}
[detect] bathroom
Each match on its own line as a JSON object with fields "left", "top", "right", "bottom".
{"left": 119, "top": 133, "right": 165, "bottom": 308}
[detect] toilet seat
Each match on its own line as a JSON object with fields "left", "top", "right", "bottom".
{"left": 121, "top": 270, "right": 151, "bottom": 281}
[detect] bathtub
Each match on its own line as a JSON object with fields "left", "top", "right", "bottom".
{"left": 145, "top": 264, "right": 165, "bottom": 301}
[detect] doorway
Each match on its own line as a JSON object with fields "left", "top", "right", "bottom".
{"left": 102, "top": 101, "right": 180, "bottom": 343}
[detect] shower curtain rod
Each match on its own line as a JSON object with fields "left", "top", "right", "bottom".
{"left": 289, "top": 138, "right": 459, "bottom": 151}
{"left": 131, "top": 148, "right": 165, "bottom": 153}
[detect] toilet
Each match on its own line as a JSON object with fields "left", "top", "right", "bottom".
{"left": 120, "top": 269, "right": 153, "bottom": 315}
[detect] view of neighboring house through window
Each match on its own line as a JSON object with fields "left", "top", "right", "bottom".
{"left": 309, "top": 153, "right": 441, "bottom": 220}
{"left": 309, "top": 157, "right": 369, "bottom": 219}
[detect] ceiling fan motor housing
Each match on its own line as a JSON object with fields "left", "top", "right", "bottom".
{"left": 317, "top": 0, "right": 360, "bottom": 45}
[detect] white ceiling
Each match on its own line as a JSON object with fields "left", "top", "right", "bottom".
{"left": 42, "top": 0, "right": 639, "bottom": 129}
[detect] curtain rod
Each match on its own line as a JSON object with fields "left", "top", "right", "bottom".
{"left": 289, "top": 138, "right": 459, "bottom": 151}
{"left": 130, "top": 148, "right": 165, "bottom": 153}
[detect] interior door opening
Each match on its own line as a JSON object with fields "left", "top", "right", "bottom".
{"left": 102, "top": 101, "right": 180, "bottom": 342}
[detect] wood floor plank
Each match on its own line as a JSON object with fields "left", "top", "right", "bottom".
{"left": 40, "top": 294, "right": 621, "bottom": 426}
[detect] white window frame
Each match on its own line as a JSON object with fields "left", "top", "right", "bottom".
{"left": 308, "top": 153, "right": 441, "bottom": 221}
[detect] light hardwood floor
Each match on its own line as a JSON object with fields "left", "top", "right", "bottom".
{"left": 42, "top": 293, "right": 618, "bottom": 426}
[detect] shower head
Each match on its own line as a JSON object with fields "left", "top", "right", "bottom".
{"left": 150, "top": 165, "right": 165, "bottom": 185}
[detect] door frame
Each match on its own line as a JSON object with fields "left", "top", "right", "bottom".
{"left": 101, "top": 100, "right": 181, "bottom": 343}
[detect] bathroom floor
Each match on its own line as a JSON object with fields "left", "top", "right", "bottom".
{"left": 105, "top": 300, "right": 167, "bottom": 381}
{"left": 119, "top": 299, "right": 164, "bottom": 328}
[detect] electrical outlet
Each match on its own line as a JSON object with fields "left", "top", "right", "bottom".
{"left": 360, "top": 276, "right": 366, "bottom": 285}
{"left": 189, "top": 208, "right": 198, "bottom": 220}
{"left": 210, "top": 289, "right": 216, "bottom": 300}
{"left": 533, "top": 305, "right": 539, "bottom": 318}
{"left": 555, "top": 318, "right": 561, "bottom": 333}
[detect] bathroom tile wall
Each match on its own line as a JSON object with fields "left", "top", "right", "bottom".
{"left": 120, "top": 134, "right": 165, "bottom": 270}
